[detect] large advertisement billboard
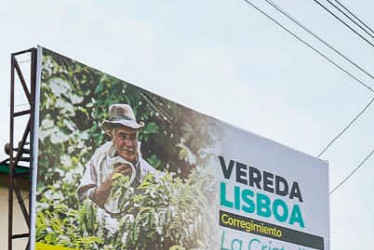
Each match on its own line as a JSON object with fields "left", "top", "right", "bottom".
{"left": 31, "top": 47, "right": 329, "bottom": 250}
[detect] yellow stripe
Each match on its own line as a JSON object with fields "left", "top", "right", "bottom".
{"left": 35, "top": 242, "right": 77, "bottom": 250}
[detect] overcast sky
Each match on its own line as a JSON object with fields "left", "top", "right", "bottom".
{"left": 1, "top": 0, "right": 374, "bottom": 249}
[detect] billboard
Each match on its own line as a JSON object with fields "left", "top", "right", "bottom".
{"left": 31, "top": 47, "right": 329, "bottom": 250}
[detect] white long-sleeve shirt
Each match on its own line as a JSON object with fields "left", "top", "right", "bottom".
{"left": 78, "top": 141, "right": 156, "bottom": 213}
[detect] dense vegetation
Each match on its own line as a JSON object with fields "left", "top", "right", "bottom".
{"left": 36, "top": 49, "right": 221, "bottom": 249}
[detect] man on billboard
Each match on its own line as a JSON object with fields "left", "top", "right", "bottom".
{"left": 78, "top": 103, "right": 156, "bottom": 213}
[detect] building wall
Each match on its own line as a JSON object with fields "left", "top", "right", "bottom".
{"left": 0, "top": 174, "right": 30, "bottom": 249}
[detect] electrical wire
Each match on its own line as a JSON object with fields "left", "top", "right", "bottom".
{"left": 311, "top": 0, "right": 374, "bottom": 49}
{"left": 330, "top": 147, "right": 374, "bottom": 194}
{"left": 335, "top": 0, "right": 374, "bottom": 37}
{"left": 15, "top": 103, "right": 30, "bottom": 108}
{"left": 17, "top": 59, "right": 31, "bottom": 64}
{"left": 325, "top": 0, "right": 374, "bottom": 40}
{"left": 263, "top": 0, "right": 374, "bottom": 81}
{"left": 241, "top": 0, "right": 374, "bottom": 94}
{"left": 318, "top": 97, "right": 374, "bottom": 157}
{"left": 241, "top": 0, "right": 374, "bottom": 196}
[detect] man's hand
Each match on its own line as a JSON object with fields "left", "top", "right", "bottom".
{"left": 113, "top": 164, "right": 133, "bottom": 178}
{"left": 92, "top": 164, "right": 133, "bottom": 208}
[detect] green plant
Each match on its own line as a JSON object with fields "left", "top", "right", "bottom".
{"left": 35, "top": 48, "right": 222, "bottom": 250}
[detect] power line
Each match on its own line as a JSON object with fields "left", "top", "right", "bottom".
{"left": 311, "top": 0, "right": 374, "bottom": 49}
{"left": 325, "top": 0, "right": 374, "bottom": 40}
{"left": 241, "top": 0, "right": 374, "bottom": 196}
{"left": 335, "top": 0, "right": 374, "bottom": 37}
{"left": 330, "top": 147, "right": 374, "bottom": 194}
{"left": 318, "top": 97, "right": 374, "bottom": 157}
{"left": 263, "top": 0, "right": 374, "bottom": 81}
{"left": 241, "top": 0, "right": 374, "bottom": 94}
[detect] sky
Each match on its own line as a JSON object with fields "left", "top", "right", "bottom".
{"left": 1, "top": 0, "right": 374, "bottom": 249}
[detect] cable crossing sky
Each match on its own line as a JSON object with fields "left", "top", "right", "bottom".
{"left": 242, "top": 0, "right": 374, "bottom": 195}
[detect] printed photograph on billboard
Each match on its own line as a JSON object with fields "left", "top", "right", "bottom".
{"left": 32, "top": 47, "right": 329, "bottom": 250}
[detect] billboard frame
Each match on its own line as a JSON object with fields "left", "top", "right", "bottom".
{"left": 7, "top": 48, "right": 37, "bottom": 250}
{"left": 5, "top": 47, "right": 330, "bottom": 250}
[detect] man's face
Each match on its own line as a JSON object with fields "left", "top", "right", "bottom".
{"left": 112, "top": 126, "right": 139, "bottom": 163}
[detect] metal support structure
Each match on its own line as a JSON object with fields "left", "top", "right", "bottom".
{"left": 8, "top": 48, "right": 37, "bottom": 250}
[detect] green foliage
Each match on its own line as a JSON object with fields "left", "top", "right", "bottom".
{"left": 38, "top": 49, "right": 221, "bottom": 185}
{"left": 36, "top": 185, "right": 103, "bottom": 249}
{"left": 36, "top": 170, "right": 218, "bottom": 249}
{"left": 36, "top": 49, "right": 222, "bottom": 249}
{"left": 113, "top": 170, "right": 218, "bottom": 249}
